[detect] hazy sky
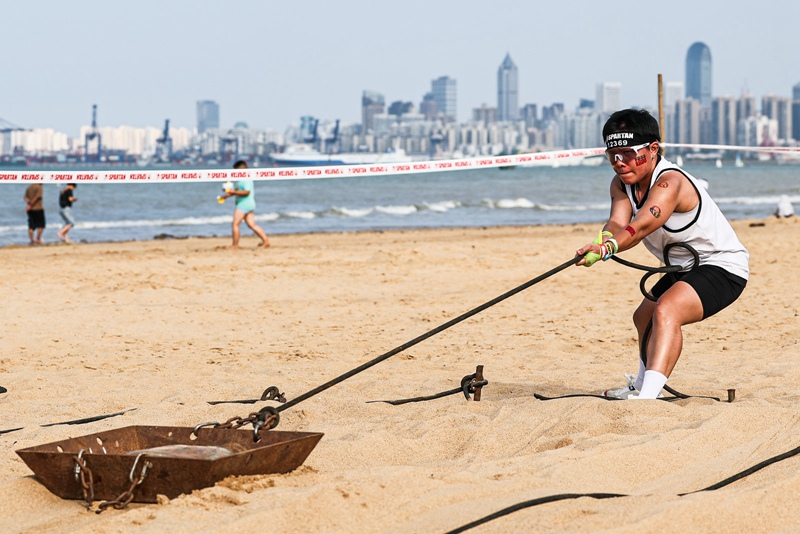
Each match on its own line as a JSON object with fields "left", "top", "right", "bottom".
{"left": 3, "top": 0, "right": 799, "bottom": 136}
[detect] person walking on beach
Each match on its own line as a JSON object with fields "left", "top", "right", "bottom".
{"left": 56, "top": 183, "right": 77, "bottom": 243}
{"left": 575, "top": 108, "right": 749, "bottom": 399}
{"left": 23, "top": 183, "right": 45, "bottom": 245}
{"left": 219, "top": 160, "right": 270, "bottom": 249}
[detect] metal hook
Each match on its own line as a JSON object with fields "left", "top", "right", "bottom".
{"left": 128, "top": 453, "right": 151, "bottom": 484}
{"left": 73, "top": 449, "right": 86, "bottom": 481}
{"left": 192, "top": 421, "right": 219, "bottom": 438}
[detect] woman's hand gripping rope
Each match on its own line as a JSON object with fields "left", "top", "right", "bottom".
{"left": 576, "top": 230, "right": 618, "bottom": 267}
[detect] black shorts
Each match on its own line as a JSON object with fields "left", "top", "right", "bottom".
{"left": 27, "top": 210, "right": 45, "bottom": 230}
{"left": 651, "top": 264, "right": 747, "bottom": 319}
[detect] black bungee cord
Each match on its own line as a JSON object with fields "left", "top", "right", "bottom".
{"left": 445, "top": 244, "right": 791, "bottom": 533}
{"left": 444, "top": 442, "right": 800, "bottom": 533}
{"left": 537, "top": 243, "right": 725, "bottom": 402}
{"left": 620, "top": 243, "right": 723, "bottom": 401}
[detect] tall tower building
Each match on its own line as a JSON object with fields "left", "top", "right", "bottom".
{"left": 420, "top": 93, "right": 438, "bottom": 120}
{"left": 497, "top": 54, "right": 519, "bottom": 122}
{"left": 361, "top": 90, "right": 385, "bottom": 134}
{"left": 685, "top": 42, "right": 712, "bottom": 107}
{"left": 595, "top": 82, "right": 622, "bottom": 114}
{"left": 196, "top": 100, "right": 220, "bottom": 133}
{"left": 711, "top": 96, "right": 737, "bottom": 145}
{"left": 473, "top": 104, "right": 498, "bottom": 125}
{"left": 431, "top": 76, "right": 457, "bottom": 122}
{"left": 520, "top": 103, "right": 538, "bottom": 129}
{"left": 665, "top": 82, "right": 684, "bottom": 111}
{"left": 674, "top": 98, "right": 701, "bottom": 148}
{"left": 792, "top": 81, "right": 800, "bottom": 141}
{"left": 737, "top": 94, "right": 756, "bottom": 123}
{"left": 762, "top": 94, "right": 793, "bottom": 141}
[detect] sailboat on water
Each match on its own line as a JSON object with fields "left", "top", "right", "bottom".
{"left": 735, "top": 153, "right": 745, "bottom": 167}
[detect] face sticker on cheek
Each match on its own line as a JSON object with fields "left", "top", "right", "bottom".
{"left": 650, "top": 205, "right": 662, "bottom": 219}
{"left": 635, "top": 154, "right": 647, "bottom": 166}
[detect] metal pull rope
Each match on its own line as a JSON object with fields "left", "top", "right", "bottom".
{"left": 271, "top": 256, "right": 581, "bottom": 416}
{"left": 208, "top": 256, "right": 582, "bottom": 437}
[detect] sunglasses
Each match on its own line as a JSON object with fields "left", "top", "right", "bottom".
{"left": 606, "top": 142, "right": 651, "bottom": 163}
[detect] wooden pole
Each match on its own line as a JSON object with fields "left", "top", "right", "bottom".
{"left": 658, "top": 74, "right": 665, "bottom": 157}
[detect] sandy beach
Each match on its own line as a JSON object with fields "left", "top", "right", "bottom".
{"left": 2, "top": 217, "right": 799, "bottom": 533}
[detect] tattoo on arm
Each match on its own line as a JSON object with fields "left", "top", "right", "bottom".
{"left": 649, "top": 205, "right": 661, "bottom": 219}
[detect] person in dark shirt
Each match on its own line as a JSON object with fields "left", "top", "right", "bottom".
{"left": 24, "top": 183, "right": 45, "bottom": 245}
{"left": 57, "top": 183, "right": 77, "bottom": 243}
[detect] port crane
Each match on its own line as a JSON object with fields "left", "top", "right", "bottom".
{"left": 0, "top": 118, "right": 28, "bottom": 158}
{"left": 155, "top": 119, "right": 173, "bottom": 163}
{"left": 0, "top": 117, "right": 26, "bottom": 133}
{"left": 83, "top": 104, "right": 102, "bottom": 163}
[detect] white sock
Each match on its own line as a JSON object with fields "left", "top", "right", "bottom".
{"left": 634, "top": 360, "right": 646, "bottom": 391}
{"left": 638, "top": 370, "right": 667, "bottom": 399}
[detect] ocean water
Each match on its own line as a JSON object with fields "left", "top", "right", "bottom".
{"left": 0, "top": 161, "right": 798, "bottom": 246}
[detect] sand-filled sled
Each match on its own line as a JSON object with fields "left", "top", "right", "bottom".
{"left": 17, "top": 425, "right": 322, "bottom": 505}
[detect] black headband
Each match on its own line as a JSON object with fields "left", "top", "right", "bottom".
{"left": 604, "top": 132, "right": 654, "bottom": 149}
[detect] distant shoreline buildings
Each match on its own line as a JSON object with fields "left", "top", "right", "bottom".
{"left": 2, "top": 44, "right": 799, "bottom": 165}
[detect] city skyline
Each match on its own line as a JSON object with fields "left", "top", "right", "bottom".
{"left": 2, "top": 0, "right": 799, "bottom": 136}
{"left": 5, "top": 33, "right": 798, "bottom": 162}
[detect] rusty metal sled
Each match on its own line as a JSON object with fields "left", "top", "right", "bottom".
{"left": 16, "top": 425, "right": 323, "bottom": 504}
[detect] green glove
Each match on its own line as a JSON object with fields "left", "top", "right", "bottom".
{"left": 593, "top": 230, "right": 613, "bottom": 245}
{"left": 583, "top": 250, "right": 602, "bottom": 267}
{"left": 583, "top": 230, "right": 613, "bottom": 267}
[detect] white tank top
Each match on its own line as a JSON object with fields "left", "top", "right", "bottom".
{"left": 623, "top": 157, "right": 749, "bottom": 280}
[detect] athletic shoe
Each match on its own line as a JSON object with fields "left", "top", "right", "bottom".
{"left": 602, "top": 373, "right": 664, "bottom": 399}
{"left": 602, "top": 373, "right": 639, "bottom": 399}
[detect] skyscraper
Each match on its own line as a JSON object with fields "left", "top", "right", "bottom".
{"left": 520, "top": 103, "right": 538, "bottom": 129}
{"left": 762, "top": 94, "right": 793, "bottom": 141}
{"left": 196, "top": 100, "right": 220, "bottom": 134}
{"left": 737, "top": 94, "right": 756, "bottom": 124}
{"left": 595, "top": 82, "right": 621, "bottom": 114}
{"left": 361, "top": 90, "right": 385, "bottom": 133}
{"left": 674, "top": 98, "right": 701, "bottom": 148}
{"left": 685, "top": 42, "right": 712, "bottom": 107}
{"left": 431, "top": 76, "right": 457, "bottom": 122}
{"left": 665, "top": 81, "right": 684, "bottom": 111}
{"left": 792, "top": 81, "right": 800, "bottom": 141}
{"left": 711, "top": 96, "right": 737, "bottom": 145}
{"left": 420, "top": 93, "right": 438, "bottom": 120}
{"left": 473, "top": 104, "right": 498, "bottom": 125}
{"left": 497, "top": 54, "right": 519, "bottom": 122}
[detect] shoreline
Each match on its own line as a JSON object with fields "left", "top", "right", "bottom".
{"left": 0, "top": 212, "right": 790, "bottom": 250}
{"left": 3, "top": 216, "right": 800, "bottom": 532}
